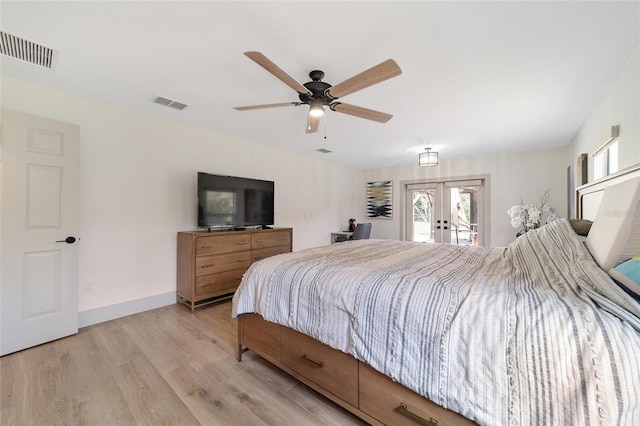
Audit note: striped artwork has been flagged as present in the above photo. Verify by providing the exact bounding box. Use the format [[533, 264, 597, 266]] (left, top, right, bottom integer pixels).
[[232, 219, 640, 425], [366, 180, 392, 219]]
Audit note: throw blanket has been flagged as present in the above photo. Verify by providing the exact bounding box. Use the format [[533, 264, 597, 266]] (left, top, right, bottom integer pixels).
[[232, 219, 640, 425]]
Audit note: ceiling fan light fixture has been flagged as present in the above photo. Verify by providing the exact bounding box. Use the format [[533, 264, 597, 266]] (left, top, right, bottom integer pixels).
[[235, 52, 402, 132], [309, 101, 325, 117], [419, 147, 438, 167]]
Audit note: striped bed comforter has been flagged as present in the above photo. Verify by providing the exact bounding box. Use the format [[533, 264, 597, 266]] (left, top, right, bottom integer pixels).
[[232, 219, 640, 425]]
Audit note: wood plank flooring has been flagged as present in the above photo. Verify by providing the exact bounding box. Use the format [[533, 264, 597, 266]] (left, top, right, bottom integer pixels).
[[1, 300, 367, 425]]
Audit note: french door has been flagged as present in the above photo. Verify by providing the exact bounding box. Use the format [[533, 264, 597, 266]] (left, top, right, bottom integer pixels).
[[405, 179, 487, 245]]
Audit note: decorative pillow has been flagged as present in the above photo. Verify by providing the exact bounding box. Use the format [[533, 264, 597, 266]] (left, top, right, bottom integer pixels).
[[568, 218, 592, 236], [608, 254, 640, 301]]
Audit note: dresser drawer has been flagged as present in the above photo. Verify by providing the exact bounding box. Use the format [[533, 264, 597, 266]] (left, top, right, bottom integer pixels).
[[195, 234, 251, 256], [281, 327, 358, 407], [251, 231, 291, 250], [359, 363, 473, 426], [195, 268, 245, 297], [252, 245, 290, 262], [195, 251, 251, 276]]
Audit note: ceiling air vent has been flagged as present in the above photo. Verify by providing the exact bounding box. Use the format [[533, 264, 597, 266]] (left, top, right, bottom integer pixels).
[[316, 148, 332, 154], [0, 31, 56, 69], [152, 96, 189, 111]]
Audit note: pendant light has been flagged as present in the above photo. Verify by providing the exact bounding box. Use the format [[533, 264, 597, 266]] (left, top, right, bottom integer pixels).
[[419, 147, 438, 167]]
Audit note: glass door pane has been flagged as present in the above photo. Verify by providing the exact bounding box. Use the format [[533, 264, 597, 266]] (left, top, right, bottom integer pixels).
[[407, 186, 438, 243], [447, 186, 478, 246]]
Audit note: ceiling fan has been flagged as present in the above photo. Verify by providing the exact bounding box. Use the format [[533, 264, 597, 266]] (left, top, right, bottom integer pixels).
[[233, 51, 402, 134]]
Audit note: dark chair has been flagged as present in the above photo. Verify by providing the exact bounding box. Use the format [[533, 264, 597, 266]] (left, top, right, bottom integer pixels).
[[351, 223, 372, 240]]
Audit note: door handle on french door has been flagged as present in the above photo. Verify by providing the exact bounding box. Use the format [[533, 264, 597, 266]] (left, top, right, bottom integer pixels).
[[56, 237, 76, 244]]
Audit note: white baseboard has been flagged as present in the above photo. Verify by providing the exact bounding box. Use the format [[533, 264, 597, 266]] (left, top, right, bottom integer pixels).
[[78, 291, 176, 328]]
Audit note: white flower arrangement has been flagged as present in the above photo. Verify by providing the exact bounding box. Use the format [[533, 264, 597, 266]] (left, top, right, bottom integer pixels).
[[508, 191, 559, 236]]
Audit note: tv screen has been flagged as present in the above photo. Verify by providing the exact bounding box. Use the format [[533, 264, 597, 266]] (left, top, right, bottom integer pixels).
[[197, 172, 274, 229]]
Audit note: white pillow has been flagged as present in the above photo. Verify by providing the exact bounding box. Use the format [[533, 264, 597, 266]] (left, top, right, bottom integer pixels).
[[585, 176, 640, 271]]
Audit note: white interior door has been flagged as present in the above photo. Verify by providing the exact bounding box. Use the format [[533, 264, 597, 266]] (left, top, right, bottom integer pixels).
[[1, 109, 80, 356]]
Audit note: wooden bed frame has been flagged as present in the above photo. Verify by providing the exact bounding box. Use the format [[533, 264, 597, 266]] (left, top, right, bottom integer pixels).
[[237, 163, 640, 425], [237, 313, 474, 425]]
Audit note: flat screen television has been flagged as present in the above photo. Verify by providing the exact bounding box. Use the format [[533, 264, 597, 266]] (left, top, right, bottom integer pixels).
[[197, 172, 274, 230]]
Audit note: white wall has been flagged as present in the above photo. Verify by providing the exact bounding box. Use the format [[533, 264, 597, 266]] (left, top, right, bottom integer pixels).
[[364, 147, 568, 247], [568, 45, 640, 180], [3, 37, 637, 323], [365, 44, 640, 248], [1, 77, 365, 316]]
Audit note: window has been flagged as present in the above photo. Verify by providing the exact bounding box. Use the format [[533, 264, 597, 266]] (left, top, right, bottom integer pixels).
[[593, 139, 618, 180]]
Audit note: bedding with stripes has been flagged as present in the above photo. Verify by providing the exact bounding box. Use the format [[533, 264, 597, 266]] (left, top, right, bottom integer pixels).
[[232, 218, 640, 425]]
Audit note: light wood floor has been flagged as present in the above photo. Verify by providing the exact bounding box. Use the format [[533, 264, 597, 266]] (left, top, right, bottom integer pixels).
[[1, 300, 367, 425]]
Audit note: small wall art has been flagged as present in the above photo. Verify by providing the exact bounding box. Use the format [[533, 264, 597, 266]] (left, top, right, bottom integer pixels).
[[366, 181, 393, 219]]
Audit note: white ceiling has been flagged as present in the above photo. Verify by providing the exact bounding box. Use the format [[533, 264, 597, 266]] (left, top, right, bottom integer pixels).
[[1, 1, 638, 169]]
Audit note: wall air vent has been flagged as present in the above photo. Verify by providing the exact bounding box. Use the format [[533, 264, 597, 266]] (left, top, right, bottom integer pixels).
[[152, 96, 189, 111], [0, 31, 56, 69], [316, 148, 332, 154]]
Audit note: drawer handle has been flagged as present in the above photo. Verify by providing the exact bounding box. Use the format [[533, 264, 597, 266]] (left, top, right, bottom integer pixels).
[[201, 263, 215, 268], [236, 259, 245, 262], [254, 239, 264, 243], [395, 403, 438, 426], [302, 353, 323, 368], [237, 241, 249, 245], [201, 245, 215, 249], [200, 282, 214, 288]]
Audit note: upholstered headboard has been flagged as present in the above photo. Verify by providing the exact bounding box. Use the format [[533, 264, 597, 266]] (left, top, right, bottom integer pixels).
[[578, 164, 640, 271], [577, 163, 640, 221]]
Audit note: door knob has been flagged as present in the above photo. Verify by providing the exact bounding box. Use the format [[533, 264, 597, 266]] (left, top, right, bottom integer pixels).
[[56, 236, 76, 244]]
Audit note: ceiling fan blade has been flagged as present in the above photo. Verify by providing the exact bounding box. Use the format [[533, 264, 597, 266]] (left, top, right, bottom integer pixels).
[[331, 102, 393, 123], [233, 102, 298, 111], [244, 51, 311, 96], [306, 112, 321, 134], [327, 59, 402, 99]]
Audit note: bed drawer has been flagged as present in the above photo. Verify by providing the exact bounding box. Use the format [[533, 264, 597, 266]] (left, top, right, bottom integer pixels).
[[281, 328, 358, 407], [359, 363, 474, 426], [195, 234, 251, 256], [195, 268, 245, 297], [195, 251, 251, 276]]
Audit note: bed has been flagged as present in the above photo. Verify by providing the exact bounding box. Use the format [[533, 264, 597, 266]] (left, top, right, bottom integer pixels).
[[232, 166, 640, 425]]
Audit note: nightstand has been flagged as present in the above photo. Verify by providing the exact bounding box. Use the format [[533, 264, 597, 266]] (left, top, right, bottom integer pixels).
[[330, 232, 353, 244]]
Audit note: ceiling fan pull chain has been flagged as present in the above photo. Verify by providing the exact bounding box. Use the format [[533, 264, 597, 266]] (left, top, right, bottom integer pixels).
[[324, 115, 328, 140]]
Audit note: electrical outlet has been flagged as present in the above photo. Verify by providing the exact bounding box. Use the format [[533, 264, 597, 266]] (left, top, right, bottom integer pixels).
[[85, 281, 96, 294]]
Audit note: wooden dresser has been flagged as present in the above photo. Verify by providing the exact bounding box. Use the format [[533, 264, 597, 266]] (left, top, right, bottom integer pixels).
[[177, 228, 292, 311]]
